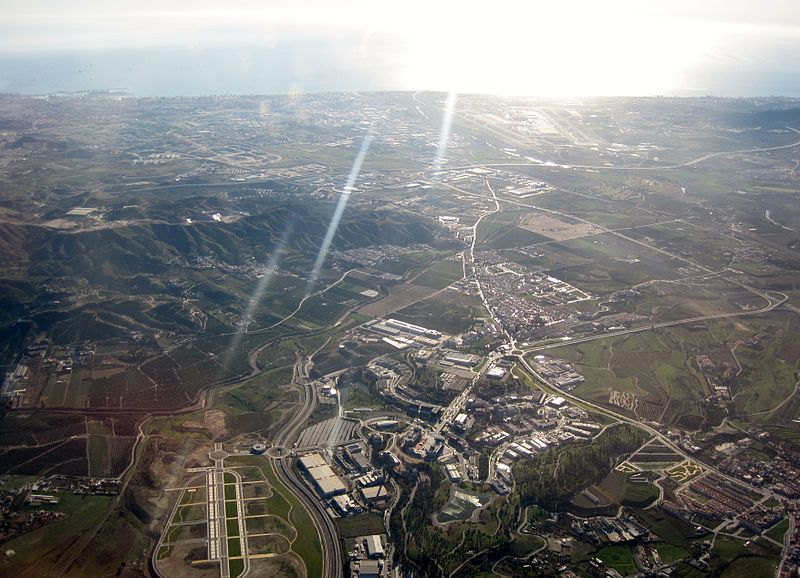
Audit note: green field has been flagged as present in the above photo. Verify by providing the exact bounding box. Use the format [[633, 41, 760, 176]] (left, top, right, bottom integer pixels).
[[548, 329, 707, 427], [526, 231, 700, 294], [720, 556, 779, 578], [224, 484, 236, 500], [225, 500, 238, 518], [634, 507, 697, 546], [392, 292, 487, 334], [713, 536, 746, 560], [226, 517, 240, 537], [228, 536, 242, 557], [597, 545, 636, 575], [265, 486, 292, 520], [412, 258, 464, 290], [229, 557, 245, 578], [511, 533, 545, 557], [656, 543, 689, 563], [621, 480, 660, 507], [625, 221, 742, 270], [765, 518, 790, 542], [0, 493, 114, 574], [336, 513, 386, 539], [546, 312, 800, 427]]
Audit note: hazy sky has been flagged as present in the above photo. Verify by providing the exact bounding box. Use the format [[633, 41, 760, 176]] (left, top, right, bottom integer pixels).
[[1, 0, 798, 96]]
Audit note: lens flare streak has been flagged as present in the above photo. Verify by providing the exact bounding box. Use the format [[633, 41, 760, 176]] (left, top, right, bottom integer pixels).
[[223, 223, 293, 367], [306, 125, 375, 292], [433, 92, 457, 170]]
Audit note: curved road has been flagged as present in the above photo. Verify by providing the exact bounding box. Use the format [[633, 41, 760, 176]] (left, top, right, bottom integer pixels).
[[516, 355, 764, 493], [270, 360, 343, 578], [520, 289, 787, 354], [432, 126, 800, 173]]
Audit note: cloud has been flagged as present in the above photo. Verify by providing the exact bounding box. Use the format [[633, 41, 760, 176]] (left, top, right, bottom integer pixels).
[[0, 0, 797, 96]]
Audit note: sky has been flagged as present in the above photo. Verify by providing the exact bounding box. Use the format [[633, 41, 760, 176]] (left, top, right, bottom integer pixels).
[[0, 0, 798, 96]]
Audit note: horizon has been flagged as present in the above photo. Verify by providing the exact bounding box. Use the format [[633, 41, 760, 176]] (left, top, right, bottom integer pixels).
[[1, 0, 799, 98], [3, 88, 800, 101]]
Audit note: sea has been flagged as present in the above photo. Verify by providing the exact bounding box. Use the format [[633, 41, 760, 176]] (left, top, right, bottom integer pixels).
[[0, 41, 799, 98]]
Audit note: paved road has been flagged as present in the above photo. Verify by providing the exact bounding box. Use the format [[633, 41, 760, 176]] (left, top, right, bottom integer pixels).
[[430, 178, 511, 436], [516, 355, 764, 493], [519, 289, 787, 354], [427, 126, 800, 174], [270, 363, 343, 578], [209, 444, 230, 578], [226, 268, 359, 336]]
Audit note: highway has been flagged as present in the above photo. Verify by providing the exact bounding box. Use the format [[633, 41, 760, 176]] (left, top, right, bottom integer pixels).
[[515, 354, 765, 493], [518, 352, 800, 572], [519, 288, 788, 354], [425, 126, 800, 174], [270, 358, 343, 578]]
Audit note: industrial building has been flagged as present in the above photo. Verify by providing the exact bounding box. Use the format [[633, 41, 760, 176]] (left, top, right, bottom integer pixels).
[[360, 484, 390, 504], [485, 366, 508, 381], [384, 318, 441, 339], [445, 463, 462, 483], [356, 559, 385, 578], [364, 318, 443, 349], [443, 352, 480, 368], [332, 494, 361, 515], [452, 412, 473, 433], [380, 450, 402, 469], [365, 535, 384, 558], [298, 452, 348, 497]]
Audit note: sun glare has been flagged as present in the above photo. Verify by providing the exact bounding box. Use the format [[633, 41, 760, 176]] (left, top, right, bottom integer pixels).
[[0, 0, 794, 97], [390, 5, 721, 96]]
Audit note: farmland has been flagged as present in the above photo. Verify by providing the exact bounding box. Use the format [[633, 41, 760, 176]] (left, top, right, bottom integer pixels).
[[545, 311, 800, 427]]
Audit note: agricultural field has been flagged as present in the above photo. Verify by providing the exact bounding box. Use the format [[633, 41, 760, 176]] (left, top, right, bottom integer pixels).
[[477, 211, 551, 250], [21, 336, 255, 412], [392, 290, 487, 334], [528, 188, 667, 229], [546, 311, 800, 428], [617, 276, 769, 323], [411, 257, 464, 290], [546, 329, 711, 428], [357, 282, 441, 318], [0, 414, 138, 478], [212, 367, 299, 439], [0, 489, 116, 576], [624, 220, 744, 270], [512, 231, 703, 295]]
